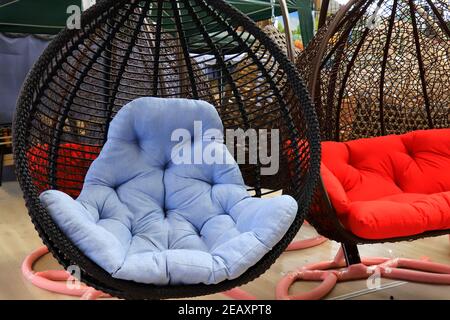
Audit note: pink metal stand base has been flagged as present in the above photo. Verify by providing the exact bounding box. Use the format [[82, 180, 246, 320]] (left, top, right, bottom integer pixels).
[[222, 231, 328, 300], [276, 246, 450, 300], [286, 235, 328, 251], [222, 288, 257, 300], [24, 231, 328, 300], [22, 246, 109, 300], [23, 246, 258, 300], [286, 221, 328, 251]]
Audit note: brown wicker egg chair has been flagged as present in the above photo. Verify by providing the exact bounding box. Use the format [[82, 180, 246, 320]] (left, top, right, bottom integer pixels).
[[298, 0, 449, 250], [276, 0, 450, 300]]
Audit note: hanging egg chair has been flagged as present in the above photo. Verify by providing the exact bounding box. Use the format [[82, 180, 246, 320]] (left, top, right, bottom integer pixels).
[[13, 0, 320, 299], [276, 0, 450, 300], [298, 0, 450, 245]]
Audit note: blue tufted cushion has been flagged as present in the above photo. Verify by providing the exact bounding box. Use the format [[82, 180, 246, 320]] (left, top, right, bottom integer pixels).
[[40, 97, 298, 285]]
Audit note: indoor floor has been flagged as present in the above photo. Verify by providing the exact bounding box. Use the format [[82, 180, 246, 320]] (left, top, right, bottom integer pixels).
[[1, 177, 450, 300]]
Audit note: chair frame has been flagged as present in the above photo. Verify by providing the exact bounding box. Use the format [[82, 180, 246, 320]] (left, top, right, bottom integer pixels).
[[305, 0, 450, 263], [13, 0, 321, 299]]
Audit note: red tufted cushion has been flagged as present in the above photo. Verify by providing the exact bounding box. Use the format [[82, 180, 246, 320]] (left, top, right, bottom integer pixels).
[[27, 143, 101, 197], [322, 129, 450, 239]]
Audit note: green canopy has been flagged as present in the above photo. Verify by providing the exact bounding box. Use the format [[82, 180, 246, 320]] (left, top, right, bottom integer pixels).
[[234, 0, 314, 47], [0, 0, 314, 51], [0, 0, 302, 35], [228, 0, 298, 21], [296, 0, 314, 46], [0, 0, 82, 34]]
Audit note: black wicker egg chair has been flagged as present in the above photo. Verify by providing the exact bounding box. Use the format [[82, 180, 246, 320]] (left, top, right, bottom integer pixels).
[[275, 0, 450, 300], [13, 0, 320, 299]]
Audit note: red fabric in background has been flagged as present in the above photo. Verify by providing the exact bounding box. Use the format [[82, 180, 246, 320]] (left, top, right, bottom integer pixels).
[[321, 129, 450, 239], [27, 143, 100, 198]]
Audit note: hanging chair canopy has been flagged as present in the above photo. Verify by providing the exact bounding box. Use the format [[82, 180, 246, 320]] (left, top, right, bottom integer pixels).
[[296, 0, 449, 245], [13, 0, 320, 299]]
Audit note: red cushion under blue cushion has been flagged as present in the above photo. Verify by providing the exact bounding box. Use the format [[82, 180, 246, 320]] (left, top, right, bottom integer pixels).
[[321, 129, 450, 239]]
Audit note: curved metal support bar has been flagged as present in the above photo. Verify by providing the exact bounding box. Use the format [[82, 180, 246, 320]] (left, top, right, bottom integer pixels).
[[278, 0, 296, 61], [276, 246, 450, 300], [22, 246, 110, 300], [318, 0, 331, 29]]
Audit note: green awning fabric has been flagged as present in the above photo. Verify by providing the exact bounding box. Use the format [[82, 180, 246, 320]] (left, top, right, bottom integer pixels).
[[0, 0, 301, 35], [0, 0, 315, 50], [228, 0, 298, 21], [296, 0, 314, 46], [0, 0, 81, 34]]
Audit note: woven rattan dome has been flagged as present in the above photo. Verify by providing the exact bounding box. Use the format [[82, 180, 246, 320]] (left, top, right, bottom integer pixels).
[[13, 0, 320, 299], [297, 0, 449, 142]]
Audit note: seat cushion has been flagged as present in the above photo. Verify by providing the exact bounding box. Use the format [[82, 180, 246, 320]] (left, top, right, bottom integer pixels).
[[40, 97, 298, 285], [321, 129, 450, 239]]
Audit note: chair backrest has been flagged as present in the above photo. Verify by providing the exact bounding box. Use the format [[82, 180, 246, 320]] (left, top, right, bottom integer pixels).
[[14, 0, 320, 202]]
